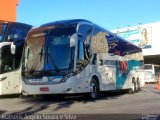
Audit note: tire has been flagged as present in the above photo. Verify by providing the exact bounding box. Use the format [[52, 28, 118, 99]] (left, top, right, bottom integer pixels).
[[19, 93, 24, 98], [88, 78, 99, 100], [136, 78, 141, 92], [128, 78, 137, 94]]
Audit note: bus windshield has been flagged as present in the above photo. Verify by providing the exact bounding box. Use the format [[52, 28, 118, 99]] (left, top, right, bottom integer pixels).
[[24, 26, 76, 76], [0, 23, 7, 41]]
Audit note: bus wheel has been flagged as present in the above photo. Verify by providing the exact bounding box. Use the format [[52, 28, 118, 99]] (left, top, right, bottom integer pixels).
[[136, 77, 141, 92], [88, 78, 99, 100], [128, 78, 136, 94]]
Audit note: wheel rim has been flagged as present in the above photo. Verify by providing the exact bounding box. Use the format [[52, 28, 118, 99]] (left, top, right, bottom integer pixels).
[[132, 83, 135, 92], [90, 80, 98, 98]]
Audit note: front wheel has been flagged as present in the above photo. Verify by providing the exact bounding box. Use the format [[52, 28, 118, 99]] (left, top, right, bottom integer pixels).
[[88, 78, 99, 100]]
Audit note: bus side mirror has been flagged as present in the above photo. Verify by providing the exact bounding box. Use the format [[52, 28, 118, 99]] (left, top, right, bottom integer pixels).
[[70, 33, 78, 47], [11, 42, 16, 54]]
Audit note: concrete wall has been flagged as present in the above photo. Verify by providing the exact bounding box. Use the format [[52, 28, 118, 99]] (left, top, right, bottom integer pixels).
[[0, 0, 19, 21]]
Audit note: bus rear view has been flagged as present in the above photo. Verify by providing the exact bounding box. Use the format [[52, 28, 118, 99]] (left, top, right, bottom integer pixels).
[[143, 64, 160, 83]]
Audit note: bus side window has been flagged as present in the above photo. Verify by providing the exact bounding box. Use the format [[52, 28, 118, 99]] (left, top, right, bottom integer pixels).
[[92, 53, 97, 65], [78, 41, 84, 61], [92, 26, 109, 54], [78, 24, 92, 62], [0, 24, 7, 41]]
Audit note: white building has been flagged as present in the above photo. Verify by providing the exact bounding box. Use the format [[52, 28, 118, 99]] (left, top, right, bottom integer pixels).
[[112, 22, 160, 65]]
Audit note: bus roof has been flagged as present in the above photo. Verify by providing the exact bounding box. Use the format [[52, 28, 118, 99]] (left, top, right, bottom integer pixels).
[[32, 19, 142, 52], [0, 20, 32, 27], [41, 19, 91, 27]]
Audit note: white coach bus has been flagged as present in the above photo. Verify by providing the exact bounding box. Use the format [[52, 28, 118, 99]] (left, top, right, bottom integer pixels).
[[143, 64, 160, 83], [21, 19, 144, 99], [0, 20, 32, 95]]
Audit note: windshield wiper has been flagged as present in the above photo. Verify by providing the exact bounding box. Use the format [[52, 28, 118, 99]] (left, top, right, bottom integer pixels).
[[40, 46, 44, 62], [25, 70, 66, 77], [23, 70, 43, 78]]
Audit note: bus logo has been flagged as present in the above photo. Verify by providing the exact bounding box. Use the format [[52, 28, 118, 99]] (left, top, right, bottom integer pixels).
[[119, 61, 128, 74]]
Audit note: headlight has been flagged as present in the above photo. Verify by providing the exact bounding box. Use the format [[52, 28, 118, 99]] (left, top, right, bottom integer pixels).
[[60, 73, 74, 83]]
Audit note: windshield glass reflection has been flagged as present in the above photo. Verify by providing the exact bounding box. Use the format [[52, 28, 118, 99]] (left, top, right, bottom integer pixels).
[[24, 26, 76, 76], [0, 24, 7, 41]]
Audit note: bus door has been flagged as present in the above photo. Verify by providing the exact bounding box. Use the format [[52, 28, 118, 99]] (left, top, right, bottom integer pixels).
[[0, 42, 23, 94], [13, 71, 21, 93], [1, 72, 21, 95], [0, 44, 15, 94], [0, 71, 15, 94]]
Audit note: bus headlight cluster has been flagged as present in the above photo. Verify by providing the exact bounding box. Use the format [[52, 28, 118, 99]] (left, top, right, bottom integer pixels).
[[23, 78, 30, 84], [60, 73, 74, 83]]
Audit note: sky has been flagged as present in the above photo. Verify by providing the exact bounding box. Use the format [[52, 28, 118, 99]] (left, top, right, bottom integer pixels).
[[17, 0, 160, 30]]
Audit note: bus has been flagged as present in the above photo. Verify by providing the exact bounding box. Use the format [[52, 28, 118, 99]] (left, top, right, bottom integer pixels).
[[21, 19, 144, 99], [0, 20, 32, 95], [143, 64, 160, 83]]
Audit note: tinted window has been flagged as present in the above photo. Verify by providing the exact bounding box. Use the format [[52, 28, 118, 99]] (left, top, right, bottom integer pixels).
[[78, 24, 92, 43], [144, 65, 152, 70], [6, 24, 31, 42], [78, 24, 92, 61], [24, 26, 76, 76], [0, 24, 7, 42], [0, 45, 14, 73], [47, 27, 75, 70], [107, 34, 119, 54], [154, 66, 160, 76], [92, 26, 109, 53], [0, 44, 24, 74]]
